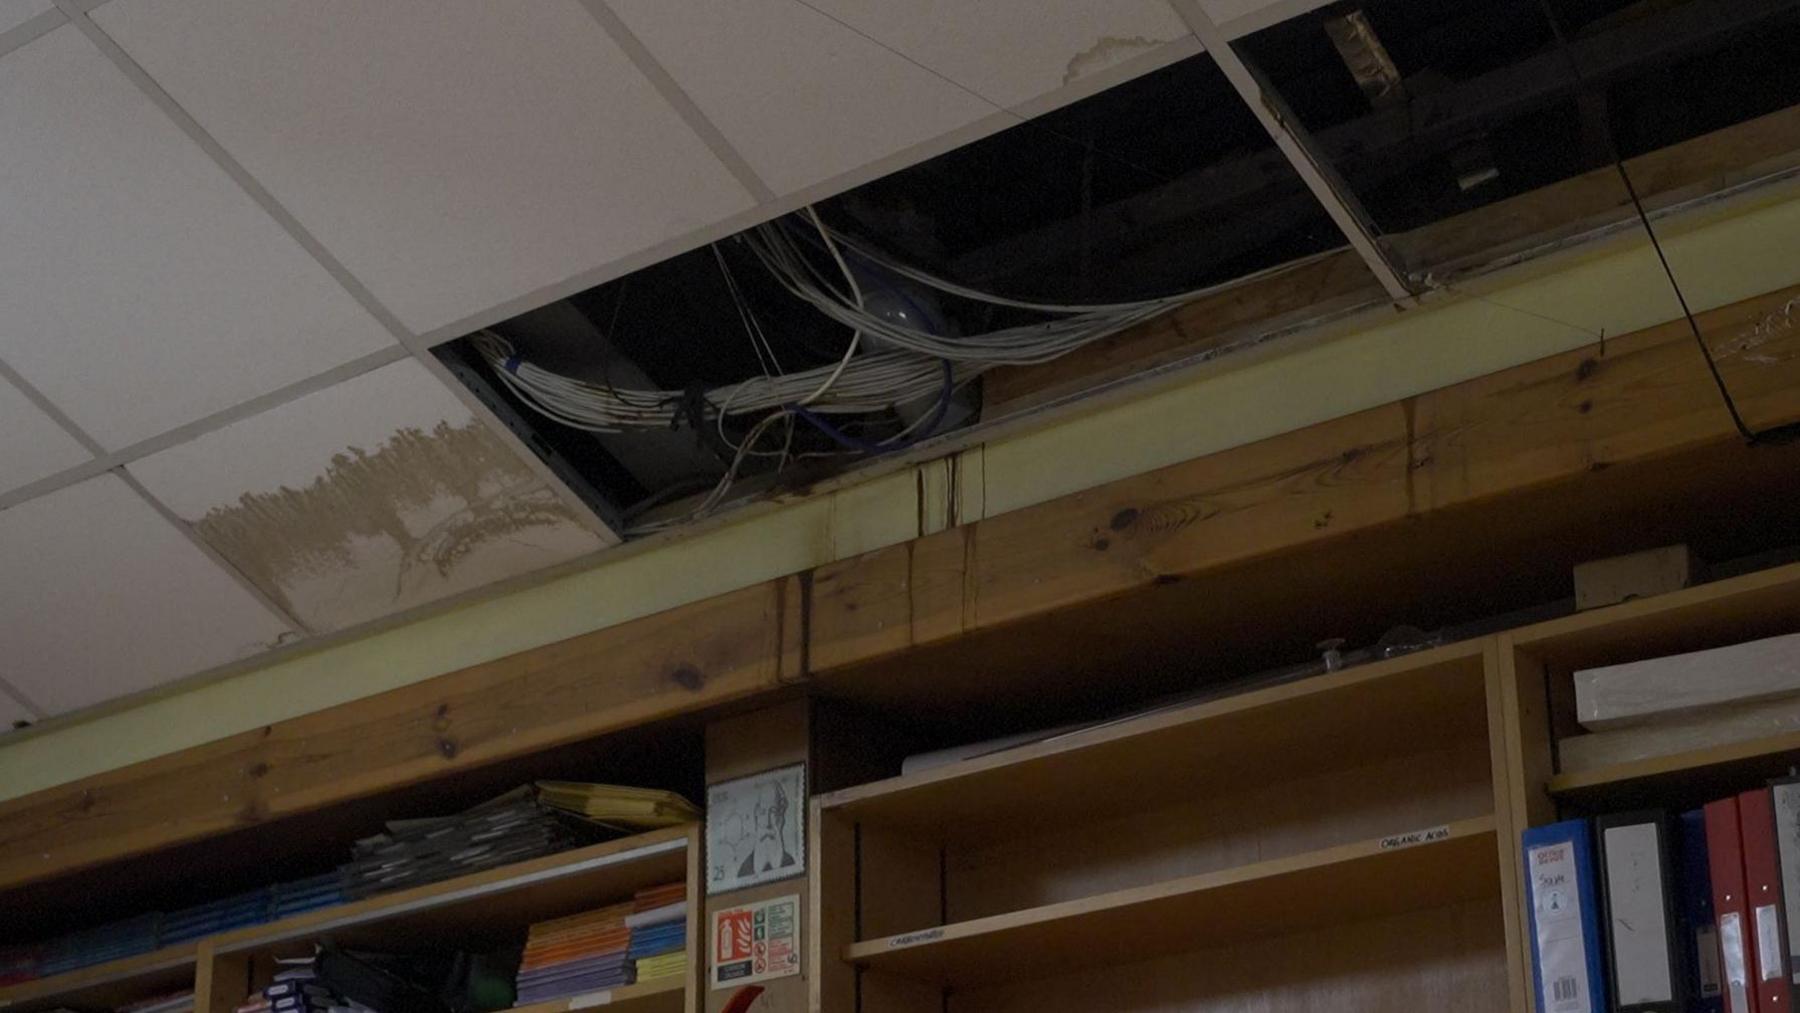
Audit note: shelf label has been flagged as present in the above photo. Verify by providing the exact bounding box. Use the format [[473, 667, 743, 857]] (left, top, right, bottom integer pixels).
[[888, 928, 945, 949], [567, 990, 613, 1009], [1379, 824, 1451, 851]]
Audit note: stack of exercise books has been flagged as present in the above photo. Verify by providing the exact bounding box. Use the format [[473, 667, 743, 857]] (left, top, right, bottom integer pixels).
[[624, 884, 687, 984], [162, 889, 271, 944], [534, 784, 700, 834], [119, 992, 195, 1013], [271, 873, 344, 919], [339, 788, 583, 899], [514, 904, 633, 1004], [38, 914, 159, 976]]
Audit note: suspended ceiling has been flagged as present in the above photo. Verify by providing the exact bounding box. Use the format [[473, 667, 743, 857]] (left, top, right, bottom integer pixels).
[[0, 0, 1335, 729], [1, 0, 1794, 732]]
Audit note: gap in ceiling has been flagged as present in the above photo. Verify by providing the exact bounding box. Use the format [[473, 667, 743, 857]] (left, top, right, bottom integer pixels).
[[439, 0, 1800, 537]]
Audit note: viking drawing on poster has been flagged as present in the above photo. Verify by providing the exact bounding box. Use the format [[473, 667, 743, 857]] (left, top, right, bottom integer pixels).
[[707, 763, 806, 893]]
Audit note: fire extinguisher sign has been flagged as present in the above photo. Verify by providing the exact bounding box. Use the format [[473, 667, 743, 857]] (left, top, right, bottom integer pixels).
[[710, 894, 801, 990]]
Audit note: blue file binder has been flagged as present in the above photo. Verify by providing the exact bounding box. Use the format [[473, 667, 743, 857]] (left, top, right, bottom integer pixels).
[[1525, 819, 1609, 1013], [1680, 808, 1727, 1013]]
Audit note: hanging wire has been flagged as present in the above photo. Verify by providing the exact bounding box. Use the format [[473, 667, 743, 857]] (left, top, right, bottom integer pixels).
[[1532, 0, 1799, 445]]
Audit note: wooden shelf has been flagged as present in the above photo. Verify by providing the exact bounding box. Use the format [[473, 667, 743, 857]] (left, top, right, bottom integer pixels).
[[207, 826, 693, 957], [0, 943, 195, 1013], [1512, 560, 1800, 668], [1550, 730, 1800, 805], [842, 816, 1498, 989], [815, 641, 1489, 844], [509, 976, 684, 1013]]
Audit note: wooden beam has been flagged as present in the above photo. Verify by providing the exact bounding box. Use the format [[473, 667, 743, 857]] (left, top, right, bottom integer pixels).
[[2, 281, 1799, 897], [979, 249, 1383, 434], [1388, 101, 1800, 273], [807, 280, 1800, 696], [0, 582, 785, 892]]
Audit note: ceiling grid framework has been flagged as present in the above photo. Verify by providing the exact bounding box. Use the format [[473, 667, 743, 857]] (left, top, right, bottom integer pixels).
[[0, 0, 1395, 730], [55, 0, 617, 540], [1166, 0, 1414, 299]]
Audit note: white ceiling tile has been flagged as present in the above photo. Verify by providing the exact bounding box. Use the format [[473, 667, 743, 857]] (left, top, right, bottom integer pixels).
[[0, 688, 33, 732], [94, 0, 757, 335], [0, 474, 293, 715], [1201, 0, 1336, 37], [799, 0, 1190, 109], [608, 0, 992, 195], [0, 27, 394, 449], [0, 0, 52, 36], [129, 360, 608, 634], [0, 373, 91, 494]]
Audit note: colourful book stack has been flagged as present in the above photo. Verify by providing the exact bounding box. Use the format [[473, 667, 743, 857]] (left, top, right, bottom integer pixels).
[[624, 884, 687, 983], [271, 873, 345, 920], [39, 913, 159, 975], [514, 903, 634, 1004], [162, 889, 272, 944]]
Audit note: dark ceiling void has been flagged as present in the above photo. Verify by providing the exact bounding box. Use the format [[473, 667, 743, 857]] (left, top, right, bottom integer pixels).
[[440, 0, 1800, 537], [1238, 0, 1800, 270], [437, 48, 1354, 533]]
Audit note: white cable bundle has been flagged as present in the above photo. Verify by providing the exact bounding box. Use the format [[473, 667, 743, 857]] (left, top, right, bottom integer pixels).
[[474, 330, 973, 435], [481, 207, 1340, 526]]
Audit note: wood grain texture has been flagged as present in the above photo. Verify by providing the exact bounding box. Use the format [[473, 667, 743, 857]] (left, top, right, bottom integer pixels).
[[846, 819, 1499, 989], [808, 281, 1800, 703], [0, 944, 195, 1013], [1482, 639, 1531, 1013], [943, 739, 1492, 923], [6, 278, 1800, 901], [981, 250, 1386, 419], [208, 828, 691, 957], [507, 978, 685, 1013], [816, 644, 1488, 838], [948, 897, 1510, 1013], [1389, 102, 1800, 273], [808, 807, 855, 1013], [0, 583, 781, 892], [702, 702, 811, 1013], [193, 947, 250, 1013]]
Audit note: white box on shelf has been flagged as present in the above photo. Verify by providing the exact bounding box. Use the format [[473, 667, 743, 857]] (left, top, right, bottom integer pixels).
[[1560, 693, 1800, 772], [1574, 630, 1800, 730]]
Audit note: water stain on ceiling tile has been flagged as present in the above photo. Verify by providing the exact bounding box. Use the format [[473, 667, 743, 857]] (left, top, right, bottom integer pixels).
[[129, 360, 606, 633], [1062, 35, 1171, 86]]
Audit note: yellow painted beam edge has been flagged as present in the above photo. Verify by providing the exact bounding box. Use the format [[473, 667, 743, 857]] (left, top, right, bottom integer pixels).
[[2, 193, 1797, 802]]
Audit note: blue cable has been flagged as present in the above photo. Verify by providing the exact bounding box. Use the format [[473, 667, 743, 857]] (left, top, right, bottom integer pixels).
[[788, 359, 954, 455]]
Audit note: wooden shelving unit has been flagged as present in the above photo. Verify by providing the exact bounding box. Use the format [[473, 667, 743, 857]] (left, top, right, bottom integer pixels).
[[17, 560, 1800, 1013], [0, 826, 703, 1013], [204, 827, 693, 957], [195, 825, 703, 1013], [1496, 560, 1800, 1012], [812, 641, 1518, 1013], [506, 976, 684, 1013], [1547, 729, 1800, 803], [844, 817, 1498, 988], [0, 944, 196, 1013]]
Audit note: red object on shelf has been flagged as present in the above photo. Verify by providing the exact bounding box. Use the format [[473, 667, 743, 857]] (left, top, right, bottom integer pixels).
[[719, 985, 766, 1013], [1741, 789, 1794, 1013], [1709, 795, 1758, 1013]]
